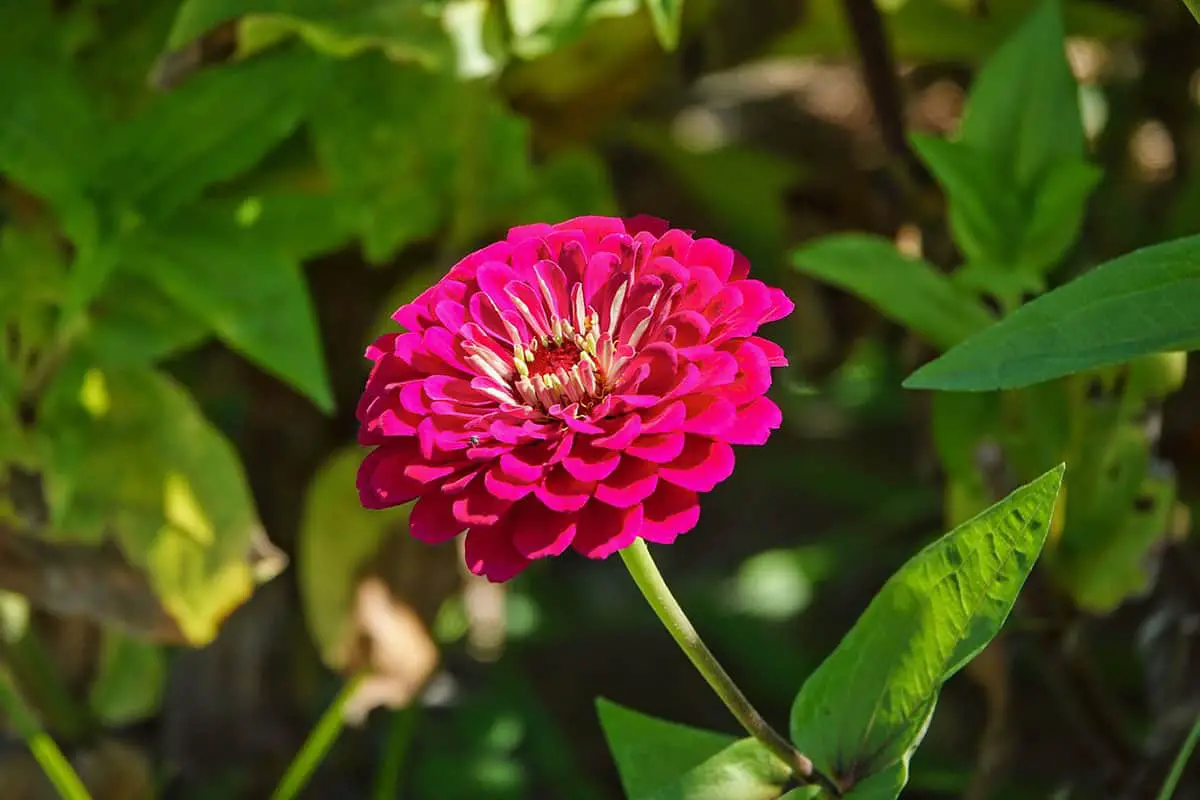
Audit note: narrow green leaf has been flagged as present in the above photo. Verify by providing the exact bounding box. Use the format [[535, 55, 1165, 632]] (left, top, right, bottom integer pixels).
[[596, 699, 790, 800], [299, 446, 407, 666], [92, 46, 330, 221], [39, 363, 271, 644], [789, 466, 1065, 794], [165, 0, 452, 67], [1020, 159, 1103, 273], [903, 235, 1200, 391], [909, 134, 1023, 267], [644, 0, 684, 51], [87, 272, 211, 366], [120, 202, 333, 412], [790, 234, 995, 350], [959, 0, 1084, 187]]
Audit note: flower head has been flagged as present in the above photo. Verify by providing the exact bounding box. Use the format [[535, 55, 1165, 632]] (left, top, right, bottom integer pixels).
[[357, 216, 793, 581]]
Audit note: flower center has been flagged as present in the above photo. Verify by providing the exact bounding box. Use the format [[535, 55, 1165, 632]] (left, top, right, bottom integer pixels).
[[527, 339, 582, 376]]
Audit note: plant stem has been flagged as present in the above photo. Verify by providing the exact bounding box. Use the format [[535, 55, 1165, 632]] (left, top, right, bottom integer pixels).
[[271, 673, 366, 800], [0, 665, 93, 800], [1156, 710, 1200, 800], [619, 539, 841, 796]]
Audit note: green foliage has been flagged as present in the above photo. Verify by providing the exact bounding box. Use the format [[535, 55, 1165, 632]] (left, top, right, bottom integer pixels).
[[644, 0, 685, 51], [298, 445, 408, 667], [88, 629, 165, 726], [596, 699, 791, 800], [905, 235, 1200, 391], [166, 0, 453, 66], [39, 363, 266, 643], [790, 234, 994, 350], [789, 466, 1064, 797], [912, 0, 1101, 286]]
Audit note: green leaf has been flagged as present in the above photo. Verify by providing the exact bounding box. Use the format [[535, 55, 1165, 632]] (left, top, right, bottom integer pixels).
[[0, 28, 100, 246], [517, 148, 619, 224], [165, 0, 452, 67], [596, 698, 791, 800], [310, 54, 533, 263], [909, 135, 1023, 267], [39, 363, 270, 644], [299, 445, 408, 666], [790, 234, 995, 350], [119, 201, 333, 412], [87, 272, 211, 367], [1020, 159, 1103, 273], [789, 466, 1064, 794], [505, 0, 641, 59], [903, 235, 1200, 391], [88, 630, 165, 726], [958, 0, 1084, 187], [644, 0, 684, 51], [91, 46, 330, 222]]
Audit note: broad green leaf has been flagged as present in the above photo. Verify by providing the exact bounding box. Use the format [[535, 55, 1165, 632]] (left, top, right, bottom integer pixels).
[[87, 272, 211, 367], [207, 192, 358, 261], [903, 235, 1200, 391], [644, 0, 684, 51], [958, 0, 1084, 188], [90, 46, 330, 222], [909, 134, 1023, 268], [299, 445, 408, 666], [39, 363, 269, 644], [88, 630, 165, 725], [790, 234, 994, 350], [310, 55, 533, 263], [596, 699, 791, 800], [0, 25, 100, 246], [789, 466, 1064, 794], [119, 202, 333, 412], [165, 0, 452, 67]]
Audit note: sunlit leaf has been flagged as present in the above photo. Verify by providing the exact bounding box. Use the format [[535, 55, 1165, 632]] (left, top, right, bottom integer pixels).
[[165, 0, 452, 67], [791, 234, 995, 350], [596, 698, 791, 800], [789, 466, 1064, 796], [39, 363, 270, 644], [118, 201, 333, 412], [904, 235, 1200, 391], [644, 0, 684, 51]]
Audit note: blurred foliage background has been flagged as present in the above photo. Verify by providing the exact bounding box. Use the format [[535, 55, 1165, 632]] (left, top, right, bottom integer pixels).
[[2, 0, 1200, 798]]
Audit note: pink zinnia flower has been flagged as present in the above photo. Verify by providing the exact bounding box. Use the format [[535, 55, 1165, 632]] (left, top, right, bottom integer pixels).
[[356, 216, 793, 581]]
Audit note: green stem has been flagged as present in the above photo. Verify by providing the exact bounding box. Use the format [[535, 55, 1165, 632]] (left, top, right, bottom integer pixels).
[[619, 539, 841, 796], [372, 704, 421, 800], [0, 666, 93, 800], [1156, 710, 1200, 800], [271, 673, 366, 800]]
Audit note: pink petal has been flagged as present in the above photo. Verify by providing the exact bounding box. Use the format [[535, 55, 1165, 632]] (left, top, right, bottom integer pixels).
[[464, 516, 531, 582], [626, 432, 685, 464], [659, 437, 735, 492], [682, 395, 736, 436], [533, 467, 594, 512], [562, 438, 621, 481], [452, 475, 512, 525], [573, 502, 643, 558], [410, 492, 465, 543], [687, 238, 736, 282], [485, 462, 536, 501], [593, 414, 642, 449], [639, 483, 700, 544], [512, 500, 578, 558], [357, 446, 423, 509], [720, 396, 784, 445], [594, 457, 659, 508]]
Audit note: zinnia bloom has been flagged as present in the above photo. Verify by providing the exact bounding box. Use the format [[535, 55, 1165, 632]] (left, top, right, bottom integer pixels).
[[356, 216, 793, 581]]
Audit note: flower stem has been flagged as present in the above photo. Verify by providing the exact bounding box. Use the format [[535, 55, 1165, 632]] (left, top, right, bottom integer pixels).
[[0, 665, 93, 800], [271, 672, 366, 800], [619, 539, 840, 795]]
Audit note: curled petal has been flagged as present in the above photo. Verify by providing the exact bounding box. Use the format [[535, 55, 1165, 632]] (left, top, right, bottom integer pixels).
[[640, 483, 701, 544], [573, 502, 643, 559], [512, 501, 578, 558], [411, 492, 464, 543], [659, 437, 735, 492]]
